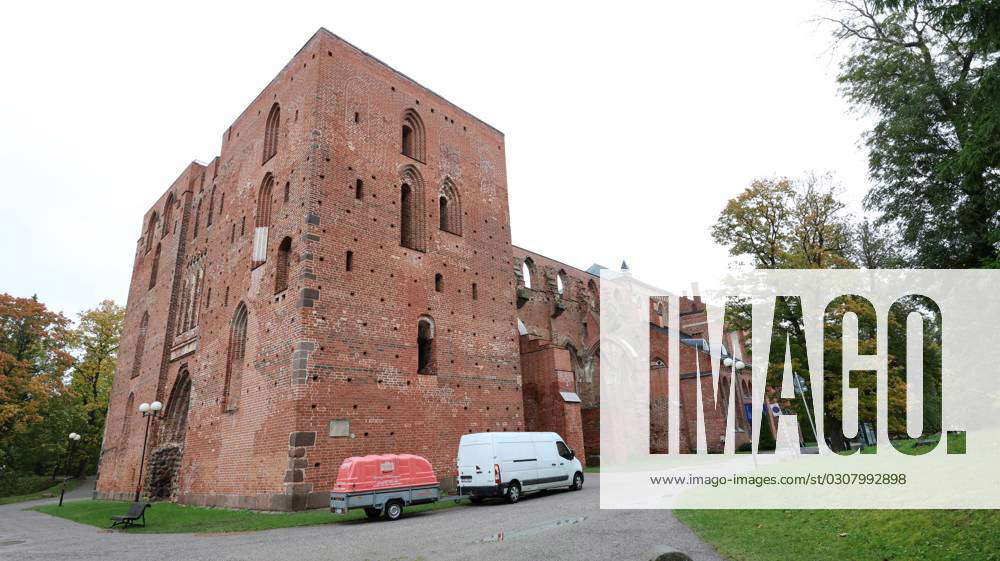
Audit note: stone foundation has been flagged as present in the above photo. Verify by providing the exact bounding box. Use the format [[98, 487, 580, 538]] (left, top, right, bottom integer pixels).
[[145, 444, 183, 500]]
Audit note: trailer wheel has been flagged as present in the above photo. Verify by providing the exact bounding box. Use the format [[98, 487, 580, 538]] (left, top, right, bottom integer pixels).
[[383, 500, 403, 521], [505, 481, 521, 504], [364, 507, 381, 519]]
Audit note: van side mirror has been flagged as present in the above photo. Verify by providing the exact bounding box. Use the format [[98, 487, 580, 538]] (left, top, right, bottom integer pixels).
[[569, 448, 575, 459]]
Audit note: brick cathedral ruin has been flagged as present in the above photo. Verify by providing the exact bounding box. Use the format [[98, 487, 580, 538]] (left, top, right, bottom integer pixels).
[[96, 29, 759, 510]]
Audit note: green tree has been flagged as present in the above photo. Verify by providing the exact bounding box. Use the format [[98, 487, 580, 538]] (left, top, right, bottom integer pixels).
[[712, 177, 921, 449], [66, 300, 124, 475], [851, 218, 909, 268], [828, 0, 1000, 268]]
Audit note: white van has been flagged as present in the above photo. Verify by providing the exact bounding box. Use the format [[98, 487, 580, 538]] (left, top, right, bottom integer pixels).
[[456, 432, 584, 503]]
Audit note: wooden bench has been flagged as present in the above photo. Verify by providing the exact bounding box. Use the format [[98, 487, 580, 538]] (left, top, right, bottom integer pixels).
[[110, 502, 150, 529]]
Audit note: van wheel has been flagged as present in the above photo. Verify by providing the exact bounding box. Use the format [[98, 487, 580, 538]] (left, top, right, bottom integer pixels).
[[505, 481, 521, 504], [383, 500, 403, 521], [469, 496, 485, 505], [364, 507, 381, 519], [572, 472, 584, 491]]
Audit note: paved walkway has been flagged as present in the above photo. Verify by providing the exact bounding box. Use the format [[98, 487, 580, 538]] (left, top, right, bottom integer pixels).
[[0, 475, 726, 561]]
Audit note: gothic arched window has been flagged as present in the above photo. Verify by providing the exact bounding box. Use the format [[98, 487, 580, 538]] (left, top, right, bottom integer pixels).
[[417, 316, 434, 375], [252, 173, 274, 267], [521, 258, 535, 289], [162, 193, 175, 237], [399, 166, 426, 251], [262, 103, 280, 163], [131, 312, 148, 378], [438, 178, 462, 235], [224, 303, 249, 411], [144, 212, 158, 253], [401, 109, 426, 161], [275, 237, 291, 294]]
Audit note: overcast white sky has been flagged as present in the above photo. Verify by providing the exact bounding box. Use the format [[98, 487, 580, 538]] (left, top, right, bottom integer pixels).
[[0, 0, 871, 318]]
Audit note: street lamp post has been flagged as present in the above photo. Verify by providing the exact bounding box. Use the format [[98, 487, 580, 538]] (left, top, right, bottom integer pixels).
[[58, 432, 82, 507], [723, 357, 747, 433], [134, 401, 163, 502], [794, 374, 819, 448]]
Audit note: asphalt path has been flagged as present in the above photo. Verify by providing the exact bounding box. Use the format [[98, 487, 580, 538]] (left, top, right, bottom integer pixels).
[[0, 475, 726, 561]]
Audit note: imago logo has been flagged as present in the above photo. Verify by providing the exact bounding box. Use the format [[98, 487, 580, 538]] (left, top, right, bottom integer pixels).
[[599, 270, 999, 509]]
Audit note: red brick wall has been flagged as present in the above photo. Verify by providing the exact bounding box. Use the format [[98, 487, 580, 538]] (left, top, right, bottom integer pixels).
[[512, 248, 598, 463], [292, 31, 521, 504], [518, 337, 586, 465]]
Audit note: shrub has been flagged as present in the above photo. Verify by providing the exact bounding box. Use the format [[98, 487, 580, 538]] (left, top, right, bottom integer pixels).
[[0, 473, 58, 498]]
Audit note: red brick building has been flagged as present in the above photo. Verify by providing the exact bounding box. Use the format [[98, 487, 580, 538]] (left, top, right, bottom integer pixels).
[[97, 29, 760, 510]]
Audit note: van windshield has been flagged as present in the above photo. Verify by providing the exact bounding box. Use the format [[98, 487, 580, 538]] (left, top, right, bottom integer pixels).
[[556, 441, 573, 460]]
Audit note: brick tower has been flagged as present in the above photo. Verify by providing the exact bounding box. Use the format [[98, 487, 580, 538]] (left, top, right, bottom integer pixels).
[[97, 29, 522, 510]]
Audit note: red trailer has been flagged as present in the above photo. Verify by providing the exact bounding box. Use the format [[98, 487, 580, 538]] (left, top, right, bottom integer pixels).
[[330, 454, 441, 521]]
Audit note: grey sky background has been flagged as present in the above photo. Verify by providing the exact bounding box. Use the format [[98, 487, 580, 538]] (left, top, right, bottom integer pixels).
[[0, 0, 870, 318]]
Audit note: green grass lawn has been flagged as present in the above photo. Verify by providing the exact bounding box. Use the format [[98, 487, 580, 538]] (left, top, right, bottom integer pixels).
[[33, 497, 469, 533], [676, 433, 984, 560], [676, 509, 1000, 561], [858, 432, 965, 455], [0, 478, 82, 505]]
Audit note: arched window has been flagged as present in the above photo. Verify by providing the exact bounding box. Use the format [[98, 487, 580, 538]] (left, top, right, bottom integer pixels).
[[207, 187, 215, 226], [262, 102, 280, 163], [224, 303, 249, 412], [402, 124, 413, 156], [399, 166, 426, 251], [131, 312, 148, 378], [252, 174, 274, 267], [192, 199, 202, 238], [149, 243, 161, 290], [556, 270, 567, 295], [192, 269, 203, 328], [521, 258, 534, 289], [144, 212, 158, 254], [355, 179, 363, 200], [472, 283, 478, 300], [122, 392, 134, 438], [401, 109, 426, 161], [162, 193, 175, 237], [275, 237, 291, 294], [345, 250, 353, 272], [434, 273, 443, 292], [417, 316, 434, 374], [163, 370, 192, 443], [178, 280, 191, 335], [438, 178, 462, 235], [401, 183, 413, 248]]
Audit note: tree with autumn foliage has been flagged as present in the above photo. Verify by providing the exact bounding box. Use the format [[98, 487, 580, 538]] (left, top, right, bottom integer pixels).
[[711, 173, 859, 270], [0, 294, 74, 478], [0, 295, 124, 492]]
